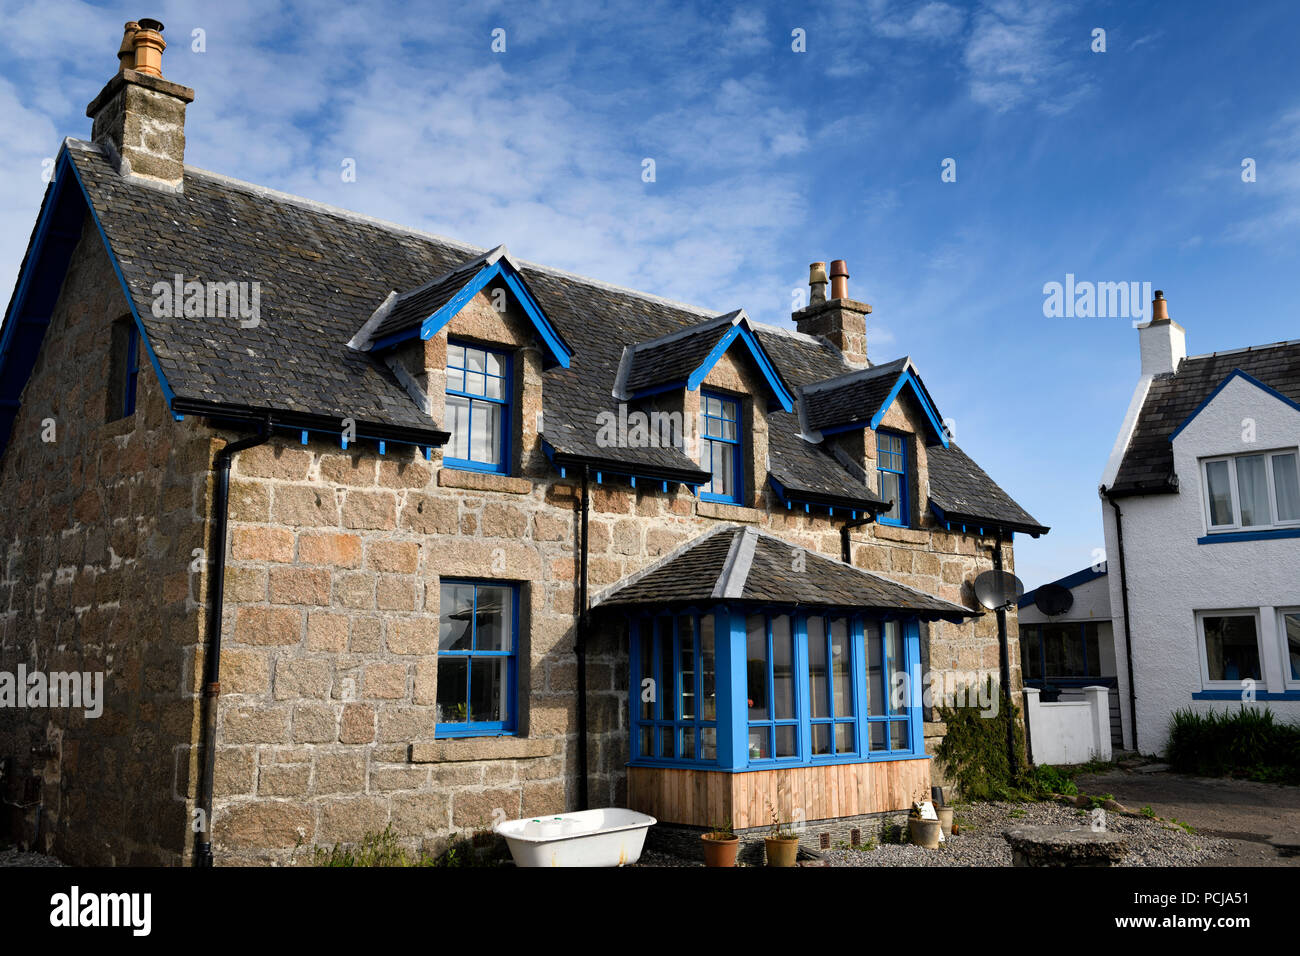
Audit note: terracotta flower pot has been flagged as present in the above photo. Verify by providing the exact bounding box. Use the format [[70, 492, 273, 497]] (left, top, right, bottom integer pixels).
[[764, 836, 800, 867], [701, 833, 740, 867], [908, 817, 942, 849]]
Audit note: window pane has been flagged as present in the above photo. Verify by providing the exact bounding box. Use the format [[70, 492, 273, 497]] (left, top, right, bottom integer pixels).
[[470, 400, 501, 464], [485, 372, 505, 401], [746, 615, 768, 720], [439, 583, 475, 650], [772, 615, 794, 720], [1021, 626, 1042, 680], [466, 348, 486, 373], [890, 721, 909, 751], [465, 371, 487, 397], [660, 727, 675, 758], [639, 626, 654, 720], [446, 366, 465, 393], [447, 343, 465, 369], [807, 616, 828, 719], [436, 656, 468, 723], [639, 725, 653, 758], [885, 621, 905, 715], [444, 395, 470, 460], [701, 726, 717, 761], [658, 618, 674, 721], [1236, 456, 1270, 526], [835, 723, 855, 754], [678, 615, 696, 720], [1205, 459, 1234, 526], [812, 723, 831, 756], [865, 621, 883, 716], [485, 351, 503, 377], [831, 618, 852, 717], [868, 721, 887, 752], [1203, 615, 1261, 682], [681, 726, 696, 761], [715, 442, 734, 496], [880, 470, 901, 523], [1043, 624, 1069, 677], [1274, 454, 1300, 522], [700, 615, 716, 720], [748, 727, 769, 760], [470, 657, 508, 723], [474, 586, 511, 650], [774, 725, 797, 758], [1084, 623, 1100, 676], [1285, 613, 1300, 681]]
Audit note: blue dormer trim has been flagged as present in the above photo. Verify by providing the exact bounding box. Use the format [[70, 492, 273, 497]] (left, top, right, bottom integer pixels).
[[680, 322, 795, 413], [869, 370, 949, 448], [1168, 368, 1300, 443], [767, 475, 871, 520], [370, 256, 572, 368]]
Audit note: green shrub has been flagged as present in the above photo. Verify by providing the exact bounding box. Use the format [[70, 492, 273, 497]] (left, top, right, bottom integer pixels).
[[935, 688, 1033, 801], [1166, 706, 1300, 784], [309, 825, 434, 867]]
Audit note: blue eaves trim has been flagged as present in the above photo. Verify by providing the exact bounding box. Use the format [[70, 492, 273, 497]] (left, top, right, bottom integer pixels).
[[1169, 368, 1300, 443], [1018, 564, 1108, 608], [1197, 527, 1300, 545], [683, 322, 795, 413], [869, 369, 949, 448], [1191, 690, 1300, 701], [768, 474, 872, 519], [370, 258, 572, 369], [0, 148, 182, 461]]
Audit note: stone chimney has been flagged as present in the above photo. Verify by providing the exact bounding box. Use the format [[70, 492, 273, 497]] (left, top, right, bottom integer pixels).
[[86, 19, 194, 191], [793, 258, 870, 369], [1138, 290, 1186, 377]]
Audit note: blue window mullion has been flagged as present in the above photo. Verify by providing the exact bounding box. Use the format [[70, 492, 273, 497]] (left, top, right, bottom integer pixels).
[[795, 614, 812, 763]]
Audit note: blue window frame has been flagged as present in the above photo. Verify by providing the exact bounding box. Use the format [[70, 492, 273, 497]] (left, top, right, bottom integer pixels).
[[876, 431, 908, 526], [699, 391, 743, 504], [631, 612, 719, 763], [444, 341, 511, 474], [628, 607, 923, 770], [436, 580, 518, 737], [111, 319, 140, 421]]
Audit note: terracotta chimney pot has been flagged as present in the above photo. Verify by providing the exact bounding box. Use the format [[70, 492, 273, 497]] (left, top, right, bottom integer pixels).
[[117, 21, 140, 74], [131, 18, 167, 77], [808, 262, 828, 306], [1151, 289, 1169, 322], [829, 259, 849, 301]]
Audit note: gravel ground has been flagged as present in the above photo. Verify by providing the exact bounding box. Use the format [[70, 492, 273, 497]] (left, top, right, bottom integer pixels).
[[0, 847, 64, 867], [638, 801, 1229, 867]]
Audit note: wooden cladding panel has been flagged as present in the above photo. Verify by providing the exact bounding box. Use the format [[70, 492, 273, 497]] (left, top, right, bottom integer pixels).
[[627, 758, 931, 828]]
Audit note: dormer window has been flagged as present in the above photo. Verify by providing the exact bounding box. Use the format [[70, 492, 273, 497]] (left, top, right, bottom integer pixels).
[[1202, 450, 1300, 533], [444, 340, 511, 474], [699, 391, 743, 504], [877, 430, 909, 526]]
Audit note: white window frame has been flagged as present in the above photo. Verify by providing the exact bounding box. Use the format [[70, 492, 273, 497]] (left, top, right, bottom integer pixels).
[[1200, 448, 1300, 534], [1278, 606, 1300, 690], [1195, 608, 1265, 690]]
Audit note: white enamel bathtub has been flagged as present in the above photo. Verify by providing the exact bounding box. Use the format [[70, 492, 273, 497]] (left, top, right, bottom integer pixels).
[[495, 808, 656, 867]]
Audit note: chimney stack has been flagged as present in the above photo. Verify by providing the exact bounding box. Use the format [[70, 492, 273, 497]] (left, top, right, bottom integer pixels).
[[1139, 289, 1185, 377], [793, 257, 871, 369], [86, 19, 194, 191]]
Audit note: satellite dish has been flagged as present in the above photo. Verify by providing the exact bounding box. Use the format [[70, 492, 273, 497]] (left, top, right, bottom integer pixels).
[[974, 569, 1024, 610], [1034, 584, 1074, 617]]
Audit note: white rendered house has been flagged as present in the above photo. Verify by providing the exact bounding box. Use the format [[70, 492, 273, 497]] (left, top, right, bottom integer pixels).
[[1099, 291, 1300, 754]]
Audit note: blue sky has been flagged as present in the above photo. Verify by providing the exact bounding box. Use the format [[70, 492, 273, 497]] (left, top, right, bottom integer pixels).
[[1, 0, 1297, 587]]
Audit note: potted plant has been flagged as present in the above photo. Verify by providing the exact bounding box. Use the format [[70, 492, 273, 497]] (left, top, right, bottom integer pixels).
[[907, 793, 942, 849], [764, 804, 800, 867], [701, 817, 739, 867]]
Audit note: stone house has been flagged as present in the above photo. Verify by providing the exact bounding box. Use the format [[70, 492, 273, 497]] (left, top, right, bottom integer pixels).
[[0, 22, 1047, 865]]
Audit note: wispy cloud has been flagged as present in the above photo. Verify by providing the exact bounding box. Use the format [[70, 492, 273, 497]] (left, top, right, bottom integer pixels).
[[963, 0, 1091, 114]]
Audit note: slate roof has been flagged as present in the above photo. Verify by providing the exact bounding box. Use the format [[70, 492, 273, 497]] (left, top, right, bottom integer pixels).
[[802, 358, 910, 432], [1110, 340, 1300, 496], [621, 312, 740, 394], [368, 248, 496, 342], [594, 525, 972, 620], [929, 443, 1048, 534], [50, 137, 1041, 529]]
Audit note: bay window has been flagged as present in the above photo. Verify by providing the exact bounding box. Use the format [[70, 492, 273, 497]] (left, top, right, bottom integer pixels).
[[1202, 450, 1300, 533], [633, 612, 718, 761]]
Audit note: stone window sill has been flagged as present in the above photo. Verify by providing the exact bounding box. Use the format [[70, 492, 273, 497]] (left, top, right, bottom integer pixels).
[[438, 468, 533, 495], [409, 737, 557, 763], [697, 499, 765, 523]]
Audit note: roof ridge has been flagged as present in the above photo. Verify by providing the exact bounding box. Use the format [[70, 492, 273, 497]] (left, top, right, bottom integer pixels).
[[713, 525, 757, 599], [1185, 338, 1300, 361], [64, 139, 725, 325], [799, 356, 909, 395]]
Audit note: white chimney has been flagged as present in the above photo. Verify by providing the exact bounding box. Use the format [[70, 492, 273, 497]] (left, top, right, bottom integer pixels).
[[1138, 290, 1185, 377]]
